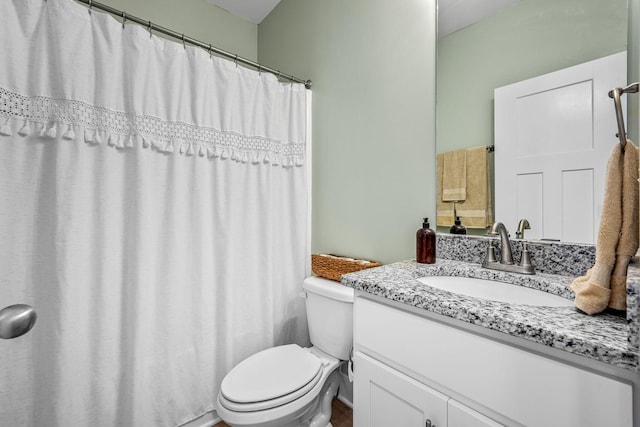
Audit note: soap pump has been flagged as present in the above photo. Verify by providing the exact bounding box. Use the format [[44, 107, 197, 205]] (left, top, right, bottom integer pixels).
[[416, 217, 436, 264], [449, 216, 467, 235]]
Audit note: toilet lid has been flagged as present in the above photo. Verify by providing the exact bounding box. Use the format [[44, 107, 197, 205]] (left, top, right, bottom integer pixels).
[[221, 344, 323, 406]]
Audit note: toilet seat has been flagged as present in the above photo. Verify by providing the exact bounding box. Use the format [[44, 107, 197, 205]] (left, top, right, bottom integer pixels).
[[220, 344, 323, 412]]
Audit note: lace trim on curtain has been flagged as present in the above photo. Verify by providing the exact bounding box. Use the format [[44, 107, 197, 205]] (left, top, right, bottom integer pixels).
[[0, 86, 305, 167]]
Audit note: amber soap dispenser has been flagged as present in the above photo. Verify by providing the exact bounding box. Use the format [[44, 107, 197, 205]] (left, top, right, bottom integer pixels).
[[416, 217, 436, 264]]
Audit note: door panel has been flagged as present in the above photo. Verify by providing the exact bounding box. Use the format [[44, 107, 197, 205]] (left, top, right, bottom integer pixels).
[[353, 351, 448, 427], [495, 52, 626, 243]]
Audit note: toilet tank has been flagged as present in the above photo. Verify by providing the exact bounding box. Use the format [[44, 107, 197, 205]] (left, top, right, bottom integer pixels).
[[302, 276, 354, 360]]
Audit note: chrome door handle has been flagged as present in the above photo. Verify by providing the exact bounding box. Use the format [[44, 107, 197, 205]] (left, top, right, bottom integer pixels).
[[0, 304, 37, 339]]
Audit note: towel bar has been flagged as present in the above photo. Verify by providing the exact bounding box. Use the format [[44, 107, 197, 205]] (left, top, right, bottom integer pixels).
[[608, 82, 639, 151]]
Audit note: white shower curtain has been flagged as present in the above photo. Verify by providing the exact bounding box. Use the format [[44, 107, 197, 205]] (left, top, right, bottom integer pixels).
[[0, 1, 311, 426]]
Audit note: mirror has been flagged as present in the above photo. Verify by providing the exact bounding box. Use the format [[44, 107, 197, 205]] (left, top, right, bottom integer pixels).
[[436, 0, 632, 239]]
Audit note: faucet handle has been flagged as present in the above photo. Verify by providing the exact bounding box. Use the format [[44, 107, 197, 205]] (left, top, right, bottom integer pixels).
[[518, 242, 535, 274], [484, 240, 498, 263], [519, 242, 531, 266]]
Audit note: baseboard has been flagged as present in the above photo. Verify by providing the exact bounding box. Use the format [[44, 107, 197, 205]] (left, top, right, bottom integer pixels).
[[336, 393, 353, 409], [177, 409, 221, 427]]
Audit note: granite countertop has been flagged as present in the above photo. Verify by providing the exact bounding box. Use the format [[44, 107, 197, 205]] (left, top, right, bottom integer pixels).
[[342, 257, 640, 372]]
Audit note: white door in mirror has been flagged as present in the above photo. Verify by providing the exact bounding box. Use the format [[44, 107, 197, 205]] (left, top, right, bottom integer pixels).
[[494, 51, 626, 244]]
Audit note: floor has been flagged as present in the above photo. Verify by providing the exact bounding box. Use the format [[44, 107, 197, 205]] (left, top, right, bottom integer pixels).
[[213, 397, 353, 427]]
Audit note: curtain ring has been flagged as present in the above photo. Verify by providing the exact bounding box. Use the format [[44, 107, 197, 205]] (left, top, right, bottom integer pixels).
[[87, 0, 92, 15], [182, 34, 186, 49], [257, 65, 262, 76], [122, 11, 126, 29], [234, 54, 238, 68], [208, 44, 213, 59], [148, 21, 153, 38]]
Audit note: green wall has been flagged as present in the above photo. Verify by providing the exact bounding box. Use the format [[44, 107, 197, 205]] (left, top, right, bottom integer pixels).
[[80, 0, 258, 61], [258, 0, 437, 264], [437, 0, 627, 154]]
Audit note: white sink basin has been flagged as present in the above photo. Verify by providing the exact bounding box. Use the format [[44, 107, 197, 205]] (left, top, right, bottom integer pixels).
[[416, 276, 574, 307]]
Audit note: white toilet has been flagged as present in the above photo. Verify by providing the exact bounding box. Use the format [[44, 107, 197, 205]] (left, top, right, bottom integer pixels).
[[216, 276, 354, 427]]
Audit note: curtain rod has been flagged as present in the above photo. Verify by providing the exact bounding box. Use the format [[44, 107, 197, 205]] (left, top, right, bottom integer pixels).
[[73, 0, 312, 89]]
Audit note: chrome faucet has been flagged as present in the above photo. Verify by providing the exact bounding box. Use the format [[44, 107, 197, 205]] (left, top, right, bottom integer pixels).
[[515, 219, 530, 239], [482, 222, 535, 275]]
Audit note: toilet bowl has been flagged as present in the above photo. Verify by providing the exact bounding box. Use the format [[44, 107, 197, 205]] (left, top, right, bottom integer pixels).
[[216, 277, 354, 427], [217, 345, 342, 427]]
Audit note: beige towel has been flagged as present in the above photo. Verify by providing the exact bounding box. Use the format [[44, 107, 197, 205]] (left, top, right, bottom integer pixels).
[[571, 141, 639, 314], [437, 153, 453, 226], [442, 149, 467, 202], [610, 141, 638, 310], [456, 146, 493, 228]]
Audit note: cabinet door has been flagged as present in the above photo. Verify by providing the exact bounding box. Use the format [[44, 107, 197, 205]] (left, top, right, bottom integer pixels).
[[448, 399, 503, 427], [353, 351, 447, 427]]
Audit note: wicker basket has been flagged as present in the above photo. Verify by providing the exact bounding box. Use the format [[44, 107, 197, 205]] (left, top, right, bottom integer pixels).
[[311, 254, 381, 282]]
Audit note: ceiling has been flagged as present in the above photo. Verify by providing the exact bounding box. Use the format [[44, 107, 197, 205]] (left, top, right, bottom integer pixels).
[[206, 0, 520, 36], [205, 0, 282, 24], [437, 0, 520, 38]]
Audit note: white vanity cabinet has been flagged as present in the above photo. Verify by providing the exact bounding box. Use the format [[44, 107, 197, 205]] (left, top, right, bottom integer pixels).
[[355, 351, 499, 427], [447, 399, 502, 427], [354, 351, 447, 427], [353, 295, 634, 427]]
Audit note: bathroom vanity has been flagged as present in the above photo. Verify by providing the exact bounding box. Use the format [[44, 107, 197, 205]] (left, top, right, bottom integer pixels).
[[342, 235, 640, 427]]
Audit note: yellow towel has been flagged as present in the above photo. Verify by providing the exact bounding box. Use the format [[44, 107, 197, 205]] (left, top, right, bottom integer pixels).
[[571, 141, 639, 314], [456, 146, 493, 229], [436, 153, 454, 227], [442, 149, 467, 202]]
